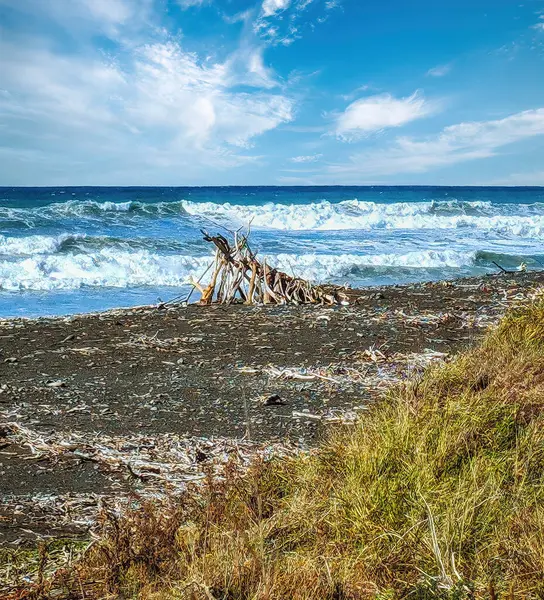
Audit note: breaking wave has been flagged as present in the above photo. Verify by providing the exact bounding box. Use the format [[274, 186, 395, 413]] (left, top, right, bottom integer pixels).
[[0, 251, 211, 291], [0, 247, 500, 292], [0, 199, 191, 229], [0, 233, 207, 257], [2, 198, 544, 237], [180, 199, 544, 236], [0, 234, 88, 256]]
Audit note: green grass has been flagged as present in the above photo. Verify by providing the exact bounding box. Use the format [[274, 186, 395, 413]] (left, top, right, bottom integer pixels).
[[12, 297, 544, 599]]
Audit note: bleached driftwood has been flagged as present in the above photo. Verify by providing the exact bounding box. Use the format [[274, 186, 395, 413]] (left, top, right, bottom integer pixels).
[[191, 229, 349, 306]]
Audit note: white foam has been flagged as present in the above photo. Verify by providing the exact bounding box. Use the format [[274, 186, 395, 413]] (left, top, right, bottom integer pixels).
[[0, 234, 85, 256], [271, 250, 476, 282], [0, 250, 212, 291], [0, 249, 477, 291], [181, 199, 544, 236], [44, 200, 134, 215], [0, 200, 143, 226]]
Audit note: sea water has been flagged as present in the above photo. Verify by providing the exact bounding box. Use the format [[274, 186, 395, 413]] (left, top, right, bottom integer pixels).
[[0, 186, 543, 317]]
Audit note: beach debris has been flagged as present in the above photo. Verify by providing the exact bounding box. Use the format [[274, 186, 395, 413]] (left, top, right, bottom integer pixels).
[[291, 406, 368, 425], [119, 333, 192, 353], [237, 348, 450, 394], [292, 411, 323, 421], [254, 366, 343, 384], [45, 380, 65, 388], [1, 423, 300, 488], [0, 422, 303, 540], [0, 423, 303, 577], [358, 345, 388, 363], [189, 229, 350, 306], [492, 260, 511, 274]]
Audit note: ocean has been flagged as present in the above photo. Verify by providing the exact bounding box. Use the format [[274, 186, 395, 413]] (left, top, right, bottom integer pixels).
[[0, 186, 543, 318]]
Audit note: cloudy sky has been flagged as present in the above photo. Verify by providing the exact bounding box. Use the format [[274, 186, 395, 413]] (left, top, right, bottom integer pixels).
[[1, 0, 544, 186]]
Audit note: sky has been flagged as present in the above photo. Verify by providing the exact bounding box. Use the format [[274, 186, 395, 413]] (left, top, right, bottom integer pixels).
[[1, 0, 544, 186]]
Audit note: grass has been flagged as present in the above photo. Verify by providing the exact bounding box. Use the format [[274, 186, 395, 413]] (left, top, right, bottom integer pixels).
[[0, 539, 90, 597], [10, 297, 544, 599]]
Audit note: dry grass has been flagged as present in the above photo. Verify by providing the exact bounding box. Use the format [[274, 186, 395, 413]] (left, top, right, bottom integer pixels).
[[11, 299, 544, 599]]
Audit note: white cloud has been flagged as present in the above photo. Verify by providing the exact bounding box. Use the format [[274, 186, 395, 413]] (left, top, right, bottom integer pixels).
[[254, 0, 333, 45], [0, 0, 154, 42], [0, 29, 294, 183], [532, 22, 544, 31], [223, 9, 253, 24], [144, 43, 294, 145], [290, 153, 323, 162], [82, 0, 132, 24], [426, 63, 452, 77], [340, 84, 371, 101], [177, 0, 208, 8], [333, 91, 436, 141], [491, 170, 544, 186], [262, 0, 291, 17], [238, 47, 278, 88], [328, 108, 544, 178]]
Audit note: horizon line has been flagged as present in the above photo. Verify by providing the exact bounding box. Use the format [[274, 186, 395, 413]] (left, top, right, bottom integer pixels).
[[1, 184, 544, 189]]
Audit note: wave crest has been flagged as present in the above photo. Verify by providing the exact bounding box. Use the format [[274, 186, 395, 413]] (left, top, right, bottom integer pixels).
[[2, 198, 544, 237], [0, 249, 480, 292], [0, 234, 88, 256], [180, 199, 544, 235]]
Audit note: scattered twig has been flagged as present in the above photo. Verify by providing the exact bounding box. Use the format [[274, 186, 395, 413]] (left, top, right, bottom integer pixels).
[[492, 261, 511, 274]]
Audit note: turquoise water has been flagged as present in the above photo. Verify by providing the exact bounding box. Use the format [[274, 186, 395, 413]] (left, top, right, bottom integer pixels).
[[0, 186, 543, 317]]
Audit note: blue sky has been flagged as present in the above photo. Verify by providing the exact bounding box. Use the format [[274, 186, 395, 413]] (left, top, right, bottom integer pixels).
[[1, 0, 544, 186]]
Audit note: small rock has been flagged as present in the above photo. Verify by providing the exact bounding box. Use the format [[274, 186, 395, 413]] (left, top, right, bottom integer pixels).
[[265, 394, 287, 406], [4, 357, 17, 363], [47, 380, 66, 388], [195, 449, 207, 463]]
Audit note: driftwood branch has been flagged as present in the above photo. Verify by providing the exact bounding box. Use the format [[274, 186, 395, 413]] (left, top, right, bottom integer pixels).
[[194, 230, 349, 306]]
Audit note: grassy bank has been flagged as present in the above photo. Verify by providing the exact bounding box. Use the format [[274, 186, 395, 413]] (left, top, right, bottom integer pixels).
[[13, 296, 544, 599]]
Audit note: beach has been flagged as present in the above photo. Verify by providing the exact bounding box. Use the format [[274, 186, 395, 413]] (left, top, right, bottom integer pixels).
[[2, 186, 544, 594], [1, 270, 543, 549]]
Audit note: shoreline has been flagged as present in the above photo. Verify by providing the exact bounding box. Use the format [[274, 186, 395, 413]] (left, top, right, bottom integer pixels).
[[0, 268, 538, 324], [1, 271, 544, 548]]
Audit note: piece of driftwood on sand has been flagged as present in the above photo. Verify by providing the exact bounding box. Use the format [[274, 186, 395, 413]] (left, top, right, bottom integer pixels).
[[188, 229, 349, 306]]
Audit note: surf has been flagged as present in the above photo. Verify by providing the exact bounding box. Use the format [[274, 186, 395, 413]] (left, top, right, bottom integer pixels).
[[0, 248, 513, 291]]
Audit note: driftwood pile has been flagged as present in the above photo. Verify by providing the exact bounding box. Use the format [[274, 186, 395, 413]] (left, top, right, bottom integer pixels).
[[189, 230, 349, 306]]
